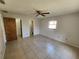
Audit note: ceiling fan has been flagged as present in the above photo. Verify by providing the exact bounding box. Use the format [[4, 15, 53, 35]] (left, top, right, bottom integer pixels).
[[0, 0, 5, 4], [0, 10, 8, 13], [34, 9, 50, 17]]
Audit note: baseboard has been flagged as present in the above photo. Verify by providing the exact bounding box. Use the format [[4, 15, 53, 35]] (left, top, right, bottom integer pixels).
[[23, 34, 40, 39], [66, 42, 79, 48], [39, 34, 79, 48], [0, 44, 6, 59]]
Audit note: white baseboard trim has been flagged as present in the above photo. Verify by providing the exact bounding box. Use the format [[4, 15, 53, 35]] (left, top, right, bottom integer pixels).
[[23, 34, 40, 39], [66, 42, 79, 48], [40, 34, 79, 48]]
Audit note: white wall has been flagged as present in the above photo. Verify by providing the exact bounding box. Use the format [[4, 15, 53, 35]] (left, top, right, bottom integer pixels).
[[3, 13, 40, 38], [16, 18, 21, 36], [0, 12, 6, 59], [33, 19, 40, 35], [39, 13, 79, 48]]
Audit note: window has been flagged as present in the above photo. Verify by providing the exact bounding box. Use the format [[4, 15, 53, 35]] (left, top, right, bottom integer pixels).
[[48, 20, 57, 29]]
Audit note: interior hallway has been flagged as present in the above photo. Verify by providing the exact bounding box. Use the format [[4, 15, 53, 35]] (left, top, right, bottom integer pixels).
[[4, 35, 79, 59]]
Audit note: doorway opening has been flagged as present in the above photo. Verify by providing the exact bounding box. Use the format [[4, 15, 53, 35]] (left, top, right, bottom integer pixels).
[[30, 20, 34, 37], [20, 19, 23, 38]]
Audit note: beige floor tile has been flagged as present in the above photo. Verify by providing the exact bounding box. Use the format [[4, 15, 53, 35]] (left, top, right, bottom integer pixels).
[[4, 35, 79, 59]]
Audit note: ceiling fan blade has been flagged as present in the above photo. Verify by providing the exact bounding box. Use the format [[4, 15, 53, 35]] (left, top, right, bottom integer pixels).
[[42, 12, 50, 14], [0, 0, 5, 4], [41, 14, 45, 17], [36, 14, 45, 17], [1, 10, 8, 13]]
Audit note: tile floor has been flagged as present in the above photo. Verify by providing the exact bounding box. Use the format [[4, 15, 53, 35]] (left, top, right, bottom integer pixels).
[[4, 35, 79, 59]]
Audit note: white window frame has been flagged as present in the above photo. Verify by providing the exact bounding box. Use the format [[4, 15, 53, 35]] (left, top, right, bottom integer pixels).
[[48, 20, 57, 29]]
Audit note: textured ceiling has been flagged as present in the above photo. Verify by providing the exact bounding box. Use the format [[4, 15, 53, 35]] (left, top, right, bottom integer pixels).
[[0, 0, 79, 16]]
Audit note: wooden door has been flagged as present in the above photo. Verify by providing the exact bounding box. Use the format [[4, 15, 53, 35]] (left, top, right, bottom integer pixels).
[[3, 17, 17, 41]]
